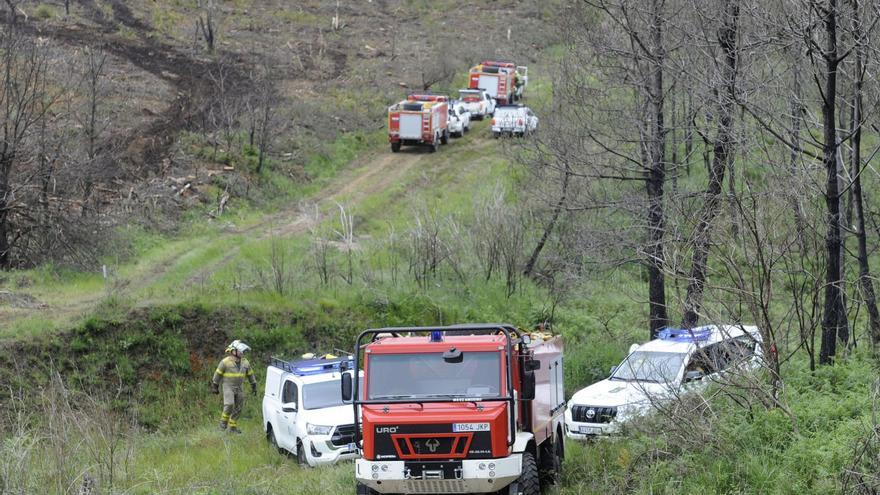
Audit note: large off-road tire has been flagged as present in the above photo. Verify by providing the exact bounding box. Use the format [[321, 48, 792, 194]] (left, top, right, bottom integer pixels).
[[296, 439, 308, 466], [509, 451, 540, 495], [356, 482, 379, 495], [430, 138, 439, 153], [391, 141, 401, 153], [441, 129, 450, 144], [539, 436, 563, 486]]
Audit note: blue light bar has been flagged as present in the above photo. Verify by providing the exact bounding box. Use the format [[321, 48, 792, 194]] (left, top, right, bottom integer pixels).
[[430, 330, 443, 342], [271, 356, 354, 376], [657, 326, 712, 342]]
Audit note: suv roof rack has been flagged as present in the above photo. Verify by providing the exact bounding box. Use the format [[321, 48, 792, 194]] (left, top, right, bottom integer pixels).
[[271, 355, 354, 376]]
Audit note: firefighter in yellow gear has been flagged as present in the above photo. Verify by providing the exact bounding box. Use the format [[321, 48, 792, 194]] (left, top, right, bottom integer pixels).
[[212, 340, 257, 433]]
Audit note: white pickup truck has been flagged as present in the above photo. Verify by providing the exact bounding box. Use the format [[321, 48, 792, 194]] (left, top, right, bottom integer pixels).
[[262, 356, 361, 466], [492, 105, 538, 137], [458, 88, 495, 120]]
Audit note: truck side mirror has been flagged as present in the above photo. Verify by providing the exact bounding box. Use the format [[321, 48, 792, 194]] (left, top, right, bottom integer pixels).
[[609, 365, 618, 376], [524, 359, 541, 371], [521, 370, 536, 401], [341, 371, 353, 402]]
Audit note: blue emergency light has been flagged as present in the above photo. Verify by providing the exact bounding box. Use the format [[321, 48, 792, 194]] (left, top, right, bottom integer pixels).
[[657, 326, 712, 342], [430, 330, 443, 342], [271, 356, 354, 376]]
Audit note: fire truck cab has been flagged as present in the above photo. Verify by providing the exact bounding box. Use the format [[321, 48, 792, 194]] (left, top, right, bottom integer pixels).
[[388, 94, 450, 153], [341, 324, 565, 495]]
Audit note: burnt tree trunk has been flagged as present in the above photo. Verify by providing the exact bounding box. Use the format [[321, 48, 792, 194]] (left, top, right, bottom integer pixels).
[[848, 2, 880, 349], [682, 0, 739, 328], [646, 0, 669, 338], [818, 0, 848, 365]]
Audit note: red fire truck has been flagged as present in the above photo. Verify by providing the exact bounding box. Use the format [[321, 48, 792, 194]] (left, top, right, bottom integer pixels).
[[388, 94, 450, 153], [468, 61, 526, 105], [341, 324, 565, 495]]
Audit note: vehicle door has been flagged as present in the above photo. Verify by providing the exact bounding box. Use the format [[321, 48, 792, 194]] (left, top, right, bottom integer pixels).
[[277, 378, 299, 449], [723, 335, 760, 371], [682, 343, 724, 390]]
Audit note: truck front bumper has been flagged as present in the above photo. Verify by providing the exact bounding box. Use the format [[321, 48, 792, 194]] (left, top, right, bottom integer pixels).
[[356, 455, 522, 494], [304, 436, 359, 466]]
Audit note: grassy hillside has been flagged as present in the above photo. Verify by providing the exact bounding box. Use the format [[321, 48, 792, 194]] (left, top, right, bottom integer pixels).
[[1, 2, 878, 495]]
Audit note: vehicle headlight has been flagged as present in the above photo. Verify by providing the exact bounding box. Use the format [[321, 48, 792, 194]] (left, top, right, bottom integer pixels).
[[307, 423, 333, 435]]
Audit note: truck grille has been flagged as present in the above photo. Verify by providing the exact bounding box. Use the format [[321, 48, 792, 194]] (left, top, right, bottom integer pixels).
[[571, 405, 617, 424], [331, 424, 356, 446], [405, 480, 467, 494]]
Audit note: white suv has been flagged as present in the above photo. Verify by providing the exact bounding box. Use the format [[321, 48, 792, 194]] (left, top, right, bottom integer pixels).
[[263, 356, 362, 466], [565, 325, 763, 440], [448, 101, 471, 137]]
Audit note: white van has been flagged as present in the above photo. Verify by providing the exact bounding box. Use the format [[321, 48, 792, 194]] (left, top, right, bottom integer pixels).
[[262, 356, 361, 466], [565, 325, 763, 439]]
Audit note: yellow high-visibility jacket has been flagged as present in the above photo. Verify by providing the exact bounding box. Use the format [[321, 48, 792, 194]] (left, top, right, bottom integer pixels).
[[212, 356, 256, 390]]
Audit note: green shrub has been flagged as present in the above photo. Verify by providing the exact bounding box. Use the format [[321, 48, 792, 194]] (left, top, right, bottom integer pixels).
[[33, 4, 55, 20]]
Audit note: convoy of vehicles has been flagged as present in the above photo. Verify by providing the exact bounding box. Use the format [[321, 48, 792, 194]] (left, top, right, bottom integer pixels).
[[458, 88, 495, 120], [262, 355, 362, 467], [564, 325, 763, 440], [386, 61, 533, 153], [341, 324, 565, 495], [257, 59, 768, 495], [492, 105, 538, 137], [448, 101, 472, 137], [388, 94, 450, 153]]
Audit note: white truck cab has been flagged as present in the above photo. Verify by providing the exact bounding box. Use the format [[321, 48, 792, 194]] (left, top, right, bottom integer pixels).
[[565, 325, 763, 440], [458, 88, 495, 120], [263, 356, 362, 466]]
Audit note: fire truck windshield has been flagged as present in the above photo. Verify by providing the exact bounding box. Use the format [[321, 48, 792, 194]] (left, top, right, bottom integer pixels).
[[368, 351, 501, 400]]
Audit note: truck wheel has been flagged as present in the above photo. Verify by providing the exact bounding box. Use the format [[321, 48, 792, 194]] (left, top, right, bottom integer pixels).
[[391, 142, 401, 153], [266, 426, 283, 455], [441, 129, 450, 145], [510, 451, 540, 495], [356, 482, 378, 495], [539, 436, 563, 486], [430, 138, 439, 153], [296, 439, 307, 466]]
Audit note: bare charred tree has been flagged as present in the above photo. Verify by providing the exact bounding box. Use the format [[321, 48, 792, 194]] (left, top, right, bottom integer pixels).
[[0, 28, 52, 268], [76, 48, 108, 216], [681, 0, 740, 328], [816, 0, 850, 365], [522, 162, 570, 278], [247, 64, 281, 175], [196, 0, 216, 52], [207, 62, 244, 161], [567, 0, 672, 338], [846, 0, 880, 350]]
